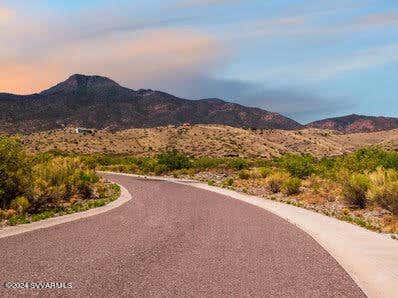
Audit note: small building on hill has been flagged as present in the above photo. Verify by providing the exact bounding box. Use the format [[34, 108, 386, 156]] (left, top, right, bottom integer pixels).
[[75, 127, 94, 135]]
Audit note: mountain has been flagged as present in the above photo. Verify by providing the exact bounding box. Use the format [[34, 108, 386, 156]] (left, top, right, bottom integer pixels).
[[0, 74, 303, 134], [306, 114, 398, 133]]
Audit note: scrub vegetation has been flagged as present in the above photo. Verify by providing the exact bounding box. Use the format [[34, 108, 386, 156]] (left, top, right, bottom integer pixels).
[[79, 147, 398, 233], [0, 136, 120, 227], [2, 134, 397, 233]]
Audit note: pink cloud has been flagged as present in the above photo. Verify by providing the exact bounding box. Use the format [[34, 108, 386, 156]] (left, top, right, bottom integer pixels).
[[356, 10, 398, 28], [0, 7, 13, 22], [0, 29, 226, 94]]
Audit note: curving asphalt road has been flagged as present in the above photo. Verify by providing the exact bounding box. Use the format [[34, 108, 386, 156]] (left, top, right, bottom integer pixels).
[[0, 173, 365, 297]]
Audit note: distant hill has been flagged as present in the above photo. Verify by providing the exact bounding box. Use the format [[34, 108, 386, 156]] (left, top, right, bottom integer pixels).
[[0, 74, 303, 133], [306, 114, 398, 133], [23, 125, 398, 157]]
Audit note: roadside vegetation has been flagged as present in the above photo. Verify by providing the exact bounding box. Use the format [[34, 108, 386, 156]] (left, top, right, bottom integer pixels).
[[0, 136, 120, 227], [9, 141, 396, 233], [75, 147, 398, 233]]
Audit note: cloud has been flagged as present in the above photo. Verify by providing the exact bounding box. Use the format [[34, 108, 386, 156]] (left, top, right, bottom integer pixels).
[[313, 44, 398, 79], [355, 10, 398, 29], [0, 28, 226, 94], [0, 7, 13, 22], [178, 0, 246, 7], [157, 75, 353, 122], [262, 43, 398, 82], [1, 0, 394, 123], [233, 8, 398, 40]]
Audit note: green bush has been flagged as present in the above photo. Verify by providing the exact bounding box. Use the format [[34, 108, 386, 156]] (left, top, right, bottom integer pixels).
[[191, 157, 224, 170], [157, 150, 190, 171], [275, 154, 315, 178], [267, 172, 290, 193], [338, 147, 398, 173], [282, 178, 302, 195], [228, 158, 248, 170], [9, 196, 30, 214], [138, 158, 158, 173], [0, 136, 32, 209], [368, 168, 398, 215], [341, 173, 371, 208]]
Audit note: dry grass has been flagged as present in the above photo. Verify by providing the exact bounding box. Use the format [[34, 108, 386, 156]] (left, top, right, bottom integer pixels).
[[22, 125, 398, 157]]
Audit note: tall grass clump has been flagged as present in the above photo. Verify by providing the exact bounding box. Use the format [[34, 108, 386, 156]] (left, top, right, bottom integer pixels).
[[267, 172, 290, 193], [341, 173, 370, 208], [282, 177, 302, 195], [368, 168, 398, 215]]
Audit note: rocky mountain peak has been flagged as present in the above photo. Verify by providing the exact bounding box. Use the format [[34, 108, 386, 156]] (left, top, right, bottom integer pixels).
[[40, 74, 121, 95]]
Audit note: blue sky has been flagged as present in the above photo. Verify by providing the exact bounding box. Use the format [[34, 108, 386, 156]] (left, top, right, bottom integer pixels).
[[1, 0, 397, 123]]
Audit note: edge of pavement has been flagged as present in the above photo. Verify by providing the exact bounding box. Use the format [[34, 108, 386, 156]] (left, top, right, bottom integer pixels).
[[0, 181, 131, 240]]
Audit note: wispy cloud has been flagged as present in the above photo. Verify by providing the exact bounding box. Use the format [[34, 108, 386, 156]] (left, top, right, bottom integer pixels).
[[234, 9, 398, 40], [311, 44, 398, 79], [262, 43, 398, 82], [355, 10, 398, 29], [178, 0, 246, 7]]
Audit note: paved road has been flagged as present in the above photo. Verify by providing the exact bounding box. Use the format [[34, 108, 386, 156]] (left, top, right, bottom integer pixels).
[[0, 174, 364, 296]]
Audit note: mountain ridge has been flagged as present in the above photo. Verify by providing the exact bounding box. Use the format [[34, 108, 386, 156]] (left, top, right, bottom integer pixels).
[[0, 74, 303, 133], [306, 114, 398, 133], [1, 74, 397, 134]]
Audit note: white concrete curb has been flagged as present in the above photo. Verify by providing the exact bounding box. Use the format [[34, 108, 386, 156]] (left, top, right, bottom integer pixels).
[[103, 172, 398, 298], [0, 182, 132, 240]]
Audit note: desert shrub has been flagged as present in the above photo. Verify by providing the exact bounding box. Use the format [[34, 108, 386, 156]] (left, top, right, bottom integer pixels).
[[238, 170, 250, 180], [138, 158, 158, 173], [341, 173, 370, 208], [275, 154, 315, 178], [267, 172, 290, 193], [258, 167, 272, 178], [191, 157, 224, 170], [314, 157, 338, 179], [0, 136, 32, 209], [9, 196, 30, 214], [338, 147, 398, 173], [282, 178, 302, 195], [31, 157, 99, 211], [228, 158, 248, 170], [157, 150, 190, 171], [368, 168, 398, 215]]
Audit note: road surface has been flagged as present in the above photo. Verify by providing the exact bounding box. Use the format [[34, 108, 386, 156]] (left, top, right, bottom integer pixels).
[[0, 173, 364, 296]]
